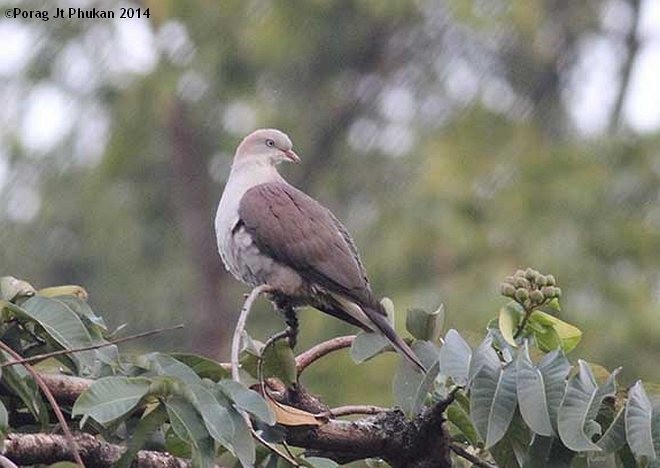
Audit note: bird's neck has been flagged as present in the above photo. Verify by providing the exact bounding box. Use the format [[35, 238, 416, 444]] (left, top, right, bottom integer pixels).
[[229, 160, 284, 186]]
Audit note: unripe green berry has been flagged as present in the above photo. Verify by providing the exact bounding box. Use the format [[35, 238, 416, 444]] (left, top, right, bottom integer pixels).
[[515, 288, 529, 302], [541, 286, 555, 298], [554, 287, 562, 298], [504, 276, 515, 285], [536, 275, 547, 287], [525, 268, 536, 280], [530, 290, 544, 304], [515, 269, 526, 277], [515, 277, 530, 289], [546, 274, 556, 286], [500, 283, 516, 297]]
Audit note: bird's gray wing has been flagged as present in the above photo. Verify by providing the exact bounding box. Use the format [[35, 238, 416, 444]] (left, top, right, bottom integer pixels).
[[238, 182, 379, 309]]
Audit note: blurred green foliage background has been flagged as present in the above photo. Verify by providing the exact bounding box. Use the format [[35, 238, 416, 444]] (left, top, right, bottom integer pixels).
[[1, 0, 659, 410]]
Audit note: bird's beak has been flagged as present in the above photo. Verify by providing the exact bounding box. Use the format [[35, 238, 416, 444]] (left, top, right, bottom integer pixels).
[[282, 149, 301, 164]]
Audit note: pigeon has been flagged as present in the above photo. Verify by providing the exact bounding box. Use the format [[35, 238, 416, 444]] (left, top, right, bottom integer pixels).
[[215, 128, 426, 373]]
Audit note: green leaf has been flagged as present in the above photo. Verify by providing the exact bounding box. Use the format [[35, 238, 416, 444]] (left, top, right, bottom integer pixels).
[[189, 383, 234, 447], [405, 305, 445, 342], [446, 401, 479, 446], [53, 295, 107, 331], [0, 400, 8, 440], [72, 376, 151, 425], [169, 353, 231, 381], [489, 408, 531, 468], [596, 406, 626, 453], [11, 296, 97, 374], [261, 339, 297, 385], [0, 350, 48, 427], [393, 354, 440, 416], [0, 276, 36, 301], [350, 331, 390, 364], [116, 404, 168, 468], [470, 359, 518, 448], [303, 456, 339, 468], [217, 379, 275, 425], [529, 310, 582, 353], [165, 396, 215, 468], [625, 381, 658, 460], [227, 407, 256, 467], [499, 301, 524, 346], [139, 353, 202, 384], [532, 323, 562, 353], [522, 434, 554, 467], [557, 360, 619, 451], [439, 329, 472, 386], [468, 334, 500, 385], [516, 342, 570, 436]]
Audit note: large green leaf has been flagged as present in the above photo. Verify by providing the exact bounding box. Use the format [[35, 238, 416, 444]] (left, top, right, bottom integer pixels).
[[596, 406, 626, 453], [0, 276, 35, 301], [350, 331, 390, 364], [72, 376, 151, 425], [625, 381, 658, 460], [0, 350, 48, 427], [470, 351, 518, 448], [0, 399, 8, 440], [405, 305, 444, 342], [528, 310, 581, 353], [165, 396, 215, 468], [189, 383, 234, 447], [169, 353, 230, 381], [138, 352, 202, 385], [261, 339, 297, 385], [446, 401, 479, 446], [217, 379, 275, 425], [516, 342, 570, 436], [115, 404, 168, 468], [227, 407, 256, 467], [489, 409, 531, 468], [557, 360, 619, 451], [499, 301, 524, 347], [438, 329, 472, 386], [303, 457, 339, 468], [468, 334, 501, 385], [393, 354, 440, 417], [12, 296, 97, 374]]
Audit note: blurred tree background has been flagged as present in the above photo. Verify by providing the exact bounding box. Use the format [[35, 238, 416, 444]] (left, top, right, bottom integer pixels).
[[1, 0, 659, 410]]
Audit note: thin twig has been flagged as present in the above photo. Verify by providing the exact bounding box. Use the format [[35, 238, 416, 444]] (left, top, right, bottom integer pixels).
[[327, 405, 388, 418], [450, 443, 496, 468], [295, 335, 355, 374], [0, 341, 84, 467], [0, 324, 185, 368], [231, 285, 271, 383], [228, 286, 299, 465]]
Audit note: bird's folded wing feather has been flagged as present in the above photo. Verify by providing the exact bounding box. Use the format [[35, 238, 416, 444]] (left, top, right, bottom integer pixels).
[[238, 182, 378, 309]]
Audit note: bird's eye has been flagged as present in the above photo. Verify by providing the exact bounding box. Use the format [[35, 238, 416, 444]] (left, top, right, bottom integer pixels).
[[265, 139, 275, 147]]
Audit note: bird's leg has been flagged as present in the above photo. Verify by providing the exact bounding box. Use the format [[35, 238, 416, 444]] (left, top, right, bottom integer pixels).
[[283, 305, 299, 349]]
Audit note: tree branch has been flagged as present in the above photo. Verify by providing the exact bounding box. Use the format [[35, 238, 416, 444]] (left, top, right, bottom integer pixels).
[[609, 0, 642, 132], [0, 324, 184, 369], [2, 433, 192, 467], [295, 335, 355, 374], [231, 285, 271, 382]]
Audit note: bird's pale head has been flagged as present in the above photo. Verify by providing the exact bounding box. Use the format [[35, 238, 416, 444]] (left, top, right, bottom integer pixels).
[[234, 129, 300, 167]]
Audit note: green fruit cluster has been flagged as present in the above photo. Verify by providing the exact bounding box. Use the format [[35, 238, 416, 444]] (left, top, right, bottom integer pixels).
[[500, 268, 561, 308]]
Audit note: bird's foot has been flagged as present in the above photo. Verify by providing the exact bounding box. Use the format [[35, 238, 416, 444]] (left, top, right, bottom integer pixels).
[[283, 307, 299, 350]]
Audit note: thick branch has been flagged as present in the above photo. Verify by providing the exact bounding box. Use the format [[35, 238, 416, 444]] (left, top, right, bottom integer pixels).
[[295, 335, 355, 374], [2, 433, 190, 467]]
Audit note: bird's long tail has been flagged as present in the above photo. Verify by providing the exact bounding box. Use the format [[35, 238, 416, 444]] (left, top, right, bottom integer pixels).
[[362, 304, 427, 374]]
